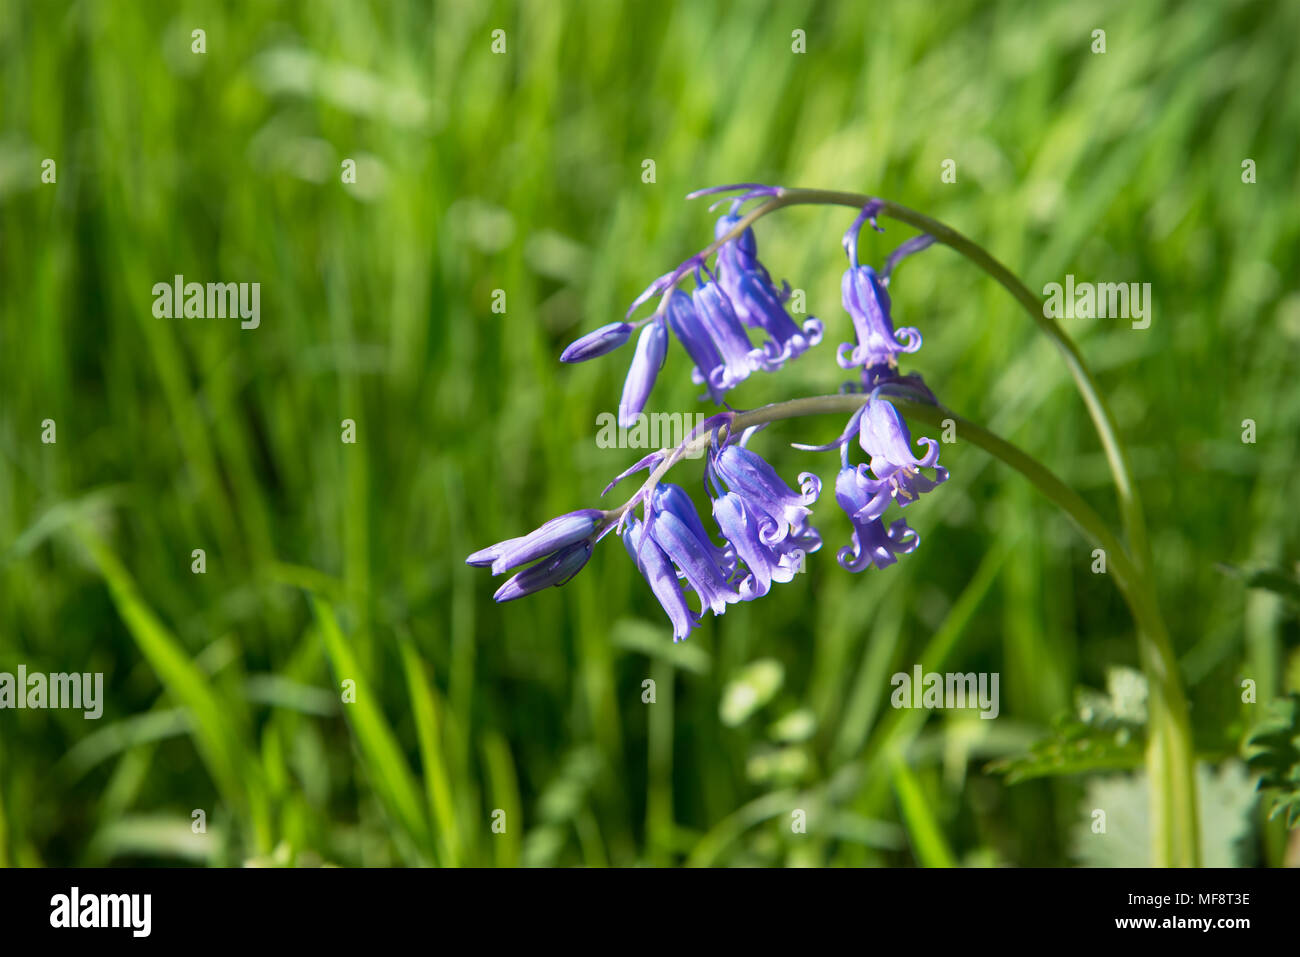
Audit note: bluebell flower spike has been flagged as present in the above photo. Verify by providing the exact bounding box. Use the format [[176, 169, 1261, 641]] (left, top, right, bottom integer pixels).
[[470, 183, 952, 641]]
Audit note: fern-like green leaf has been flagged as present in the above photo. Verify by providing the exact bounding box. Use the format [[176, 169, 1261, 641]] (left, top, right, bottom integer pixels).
[[987, 667, 1147, 783], [1244, 693, 1300, 828]]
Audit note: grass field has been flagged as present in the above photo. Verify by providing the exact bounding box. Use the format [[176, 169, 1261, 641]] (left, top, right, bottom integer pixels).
[[1, 0, 1298, 867]]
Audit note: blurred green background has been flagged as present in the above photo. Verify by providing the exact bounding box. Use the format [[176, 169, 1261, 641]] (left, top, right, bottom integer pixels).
[[1, 0, 1298, 867]]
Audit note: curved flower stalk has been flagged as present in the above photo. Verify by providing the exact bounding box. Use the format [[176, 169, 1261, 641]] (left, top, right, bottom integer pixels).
[[470, 183, 1198, 866]]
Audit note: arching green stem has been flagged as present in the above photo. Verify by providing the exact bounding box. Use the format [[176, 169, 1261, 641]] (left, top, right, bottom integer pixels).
[[647, 188, 1198, 865]]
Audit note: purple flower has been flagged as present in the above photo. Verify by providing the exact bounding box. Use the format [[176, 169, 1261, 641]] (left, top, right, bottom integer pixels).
[[470, 186, 960, 643], [641, 483, 740, 616], [828, 396, 946, 572], [856, 397, 948, 507], [834, 466, 919, 572], [715, 212, 823, 370], [481, 508, 604, 575], [650, 482, 735, 574], [714, 211, 765, 305], [664, 288, 727, 404], [691, 279, 765, 396], [712, 492, 821, 599], [708, 443, 821, 544], [623, 516, 698, 642], [561, 322, 634, 363], [493, 541, 592, 602], [618, 319, 668, 428], [837, 264, 922, 372]]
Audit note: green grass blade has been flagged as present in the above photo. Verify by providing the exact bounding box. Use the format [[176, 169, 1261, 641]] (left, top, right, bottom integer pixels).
[[311, 597, 431, 861]]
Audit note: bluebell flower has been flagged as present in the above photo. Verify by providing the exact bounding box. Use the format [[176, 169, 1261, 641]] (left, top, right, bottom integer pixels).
[[618, 319, 668, 428], [650, 482, 735, 574], [623, 460, 820, 635], [830, 396, 946, 572], [714, 211, 767, 316], [663, 288, 727, 404], [623, 516, 698, 642], [714, 212, 823, 370], [837, 263, 921, 372], [493, 540, 593, 602], [833, 466, 920, 572], [691, 277, 765, 395], [712, 491, 821, 599], [856, 397, 948, 506], [708, 443, 821, 544], [639, 482, 740, 616]]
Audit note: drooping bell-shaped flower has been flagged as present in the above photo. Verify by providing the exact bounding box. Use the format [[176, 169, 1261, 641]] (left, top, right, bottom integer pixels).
[[642, 483, 740, 616], [827, 395, 946, 572], [712, 491, 821, 600], [837, 263, 921, 372], [833, 466, 919, 572], [650, 482, 735, 574], [708, 443, 821, 544], [691, 278, 765, 397], [663, 288, 727, 404], [856, 397, 948, 507], [714, 212, 823, 370], [623, 516, 698, 642]]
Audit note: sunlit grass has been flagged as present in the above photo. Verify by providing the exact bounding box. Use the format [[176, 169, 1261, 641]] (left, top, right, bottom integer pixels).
[[1, 0, 1296, 867]]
